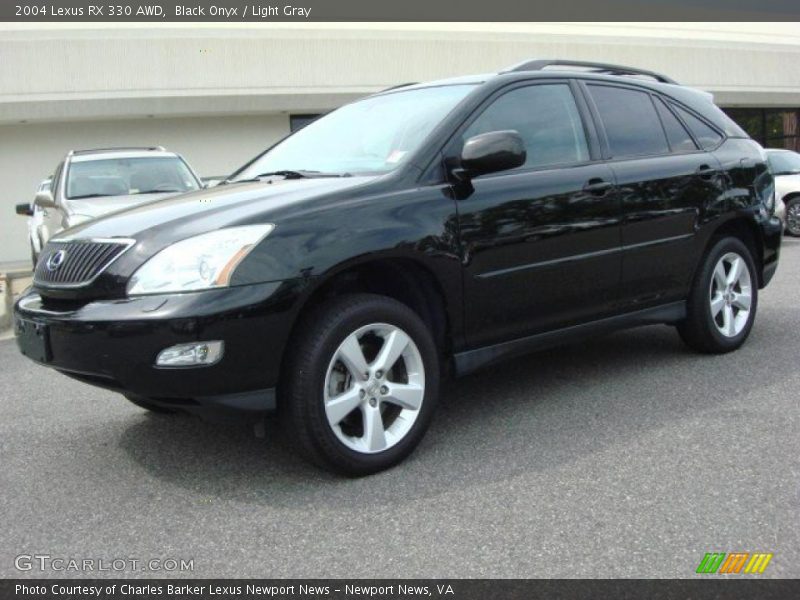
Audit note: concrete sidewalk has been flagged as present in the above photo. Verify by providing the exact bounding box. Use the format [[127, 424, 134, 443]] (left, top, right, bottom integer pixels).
[[0, 262, 32, 339]]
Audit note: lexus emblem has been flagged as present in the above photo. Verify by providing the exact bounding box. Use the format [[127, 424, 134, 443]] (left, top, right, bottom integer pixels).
[[46, 249, 67, 271]]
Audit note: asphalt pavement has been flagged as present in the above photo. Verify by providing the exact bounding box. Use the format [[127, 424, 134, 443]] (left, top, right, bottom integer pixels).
[[1, 239, 799, 579]]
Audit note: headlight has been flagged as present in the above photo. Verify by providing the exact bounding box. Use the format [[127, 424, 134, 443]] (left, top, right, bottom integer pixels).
[[127, 224, 274, 295]]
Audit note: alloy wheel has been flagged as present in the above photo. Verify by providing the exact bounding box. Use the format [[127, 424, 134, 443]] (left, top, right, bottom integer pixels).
[[787, 201, 800, 236], [323, 323, 425, 454], [709, 252, 752, 338]]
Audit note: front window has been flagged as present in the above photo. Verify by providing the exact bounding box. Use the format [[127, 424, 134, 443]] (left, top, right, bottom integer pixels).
[[464, 83, 589, 169], [768, 151, 800, 175], [66, 157, 200, 200], [232, 84, 476, 179]]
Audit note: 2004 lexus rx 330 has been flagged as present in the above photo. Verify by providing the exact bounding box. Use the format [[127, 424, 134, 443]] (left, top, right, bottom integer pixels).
[[15, 60, 781, 474]]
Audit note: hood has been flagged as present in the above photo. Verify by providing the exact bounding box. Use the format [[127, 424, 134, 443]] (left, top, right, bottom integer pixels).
[[65, 192, 175, 219], [56, 176, 378, 247]]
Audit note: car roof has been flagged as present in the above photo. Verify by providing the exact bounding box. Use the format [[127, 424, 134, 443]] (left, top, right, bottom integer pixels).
[[382, 59, 682, 92], [374, 60, 743, 138], [390, 73, 492, 91], [376, 64, 711, 107]]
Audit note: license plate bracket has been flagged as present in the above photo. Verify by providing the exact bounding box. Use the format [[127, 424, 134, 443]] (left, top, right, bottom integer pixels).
[[15, 318, 51, 363]]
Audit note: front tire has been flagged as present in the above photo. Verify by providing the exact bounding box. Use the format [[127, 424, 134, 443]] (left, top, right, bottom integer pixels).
[[785, 198, 800, 237], [281, 294, 440, 475], [677, 236, 758, 353]]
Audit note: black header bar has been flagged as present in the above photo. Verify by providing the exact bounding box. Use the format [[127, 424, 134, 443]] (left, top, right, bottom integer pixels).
[[3, 579, 800, 600], [2, 0, 800, 22]]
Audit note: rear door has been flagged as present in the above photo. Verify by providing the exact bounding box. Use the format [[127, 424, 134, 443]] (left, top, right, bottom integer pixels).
[[582, 83, 727, 309], [452, 80, 622, 348]]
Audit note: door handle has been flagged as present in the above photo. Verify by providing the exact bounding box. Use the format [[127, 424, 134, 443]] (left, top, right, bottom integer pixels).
[[696, 164, 717, 179], [583, 178, 614, 195]]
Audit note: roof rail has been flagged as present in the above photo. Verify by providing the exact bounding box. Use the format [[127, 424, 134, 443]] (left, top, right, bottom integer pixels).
[[501, 59, 677, 84], [69, 146, 167, 156]]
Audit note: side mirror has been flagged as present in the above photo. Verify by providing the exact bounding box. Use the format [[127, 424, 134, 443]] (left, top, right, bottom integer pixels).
[[458, 130, 526, 179], [15, 202, 34, 217], [34, 190, 56, 209]]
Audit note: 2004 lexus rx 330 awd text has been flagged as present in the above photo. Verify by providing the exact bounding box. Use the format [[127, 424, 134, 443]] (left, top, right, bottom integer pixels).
[[14, 60, 781, 474]]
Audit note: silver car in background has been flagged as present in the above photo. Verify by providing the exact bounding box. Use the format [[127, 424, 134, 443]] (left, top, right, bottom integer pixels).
[[22, 147, 202, 264], [15, 177, 51, 265], [766, 148, 800, 237]]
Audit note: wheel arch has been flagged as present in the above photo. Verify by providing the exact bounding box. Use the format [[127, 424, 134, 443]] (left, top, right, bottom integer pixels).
[[698, 215, 764, 287], [778, 190, 800, 204], [278, 255, 458, 396]]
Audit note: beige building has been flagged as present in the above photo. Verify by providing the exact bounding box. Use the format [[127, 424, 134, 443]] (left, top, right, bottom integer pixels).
[[2, 22, 800, 264]]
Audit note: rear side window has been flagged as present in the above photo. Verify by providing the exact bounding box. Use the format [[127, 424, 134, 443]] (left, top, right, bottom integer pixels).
[[671, 104, 723, 149], [463, 83, 590, 170], [587, 85, 669, 158], [653, 97, 697, 153]]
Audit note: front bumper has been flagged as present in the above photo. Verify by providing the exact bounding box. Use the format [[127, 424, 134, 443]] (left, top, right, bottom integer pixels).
[[13, 280, 307, 417]]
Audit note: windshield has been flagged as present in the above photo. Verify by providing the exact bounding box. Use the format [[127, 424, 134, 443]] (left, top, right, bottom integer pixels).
[[66, 157, 200, 200], [232, 85, 476, 180], [768, 151, 800, 175]]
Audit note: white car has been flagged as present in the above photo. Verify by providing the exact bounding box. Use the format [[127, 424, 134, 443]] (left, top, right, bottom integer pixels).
[[18, 147, 202, 266], [15, 177, 51, 266], [766, 148, 800, 237]]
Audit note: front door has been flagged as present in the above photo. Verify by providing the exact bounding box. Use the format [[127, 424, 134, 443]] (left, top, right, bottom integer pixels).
[[452, 81, 622, 348]]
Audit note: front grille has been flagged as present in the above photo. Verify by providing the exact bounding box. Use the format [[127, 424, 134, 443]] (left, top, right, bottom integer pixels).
[[34, 239, 134, 287]]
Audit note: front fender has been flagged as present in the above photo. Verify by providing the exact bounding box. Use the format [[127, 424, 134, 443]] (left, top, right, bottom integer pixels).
[[229, 186, 464, 343], [231, 189, 461, 286]]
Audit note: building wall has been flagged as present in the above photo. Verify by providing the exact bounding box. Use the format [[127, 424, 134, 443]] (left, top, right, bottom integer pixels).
[[2, 22, 800, 263], [0, 115, 289, 263], [3, 22, 800, 126]]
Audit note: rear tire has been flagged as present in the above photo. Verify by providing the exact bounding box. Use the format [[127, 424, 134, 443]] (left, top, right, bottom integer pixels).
[[677, 236, 758, 354], [281, 293, 440, 476]]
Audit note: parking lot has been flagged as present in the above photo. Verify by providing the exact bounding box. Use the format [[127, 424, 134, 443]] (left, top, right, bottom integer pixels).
[[0, 239, 798, 579]]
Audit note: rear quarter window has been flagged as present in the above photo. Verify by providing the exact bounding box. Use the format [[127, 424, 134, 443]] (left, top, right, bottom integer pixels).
[[671, 104, 724, 149], [653, 97, 698, 153]]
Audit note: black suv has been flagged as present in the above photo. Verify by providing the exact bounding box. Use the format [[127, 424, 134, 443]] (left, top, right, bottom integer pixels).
[[15, 60, 781, 474]]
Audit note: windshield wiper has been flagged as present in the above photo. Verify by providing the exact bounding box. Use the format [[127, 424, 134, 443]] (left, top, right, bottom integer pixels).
[[67, 194, 109, 200], [225, 170, 350, 184]]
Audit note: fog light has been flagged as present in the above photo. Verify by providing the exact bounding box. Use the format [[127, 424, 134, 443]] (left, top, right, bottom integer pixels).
[[155, 341, 224, 367]]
